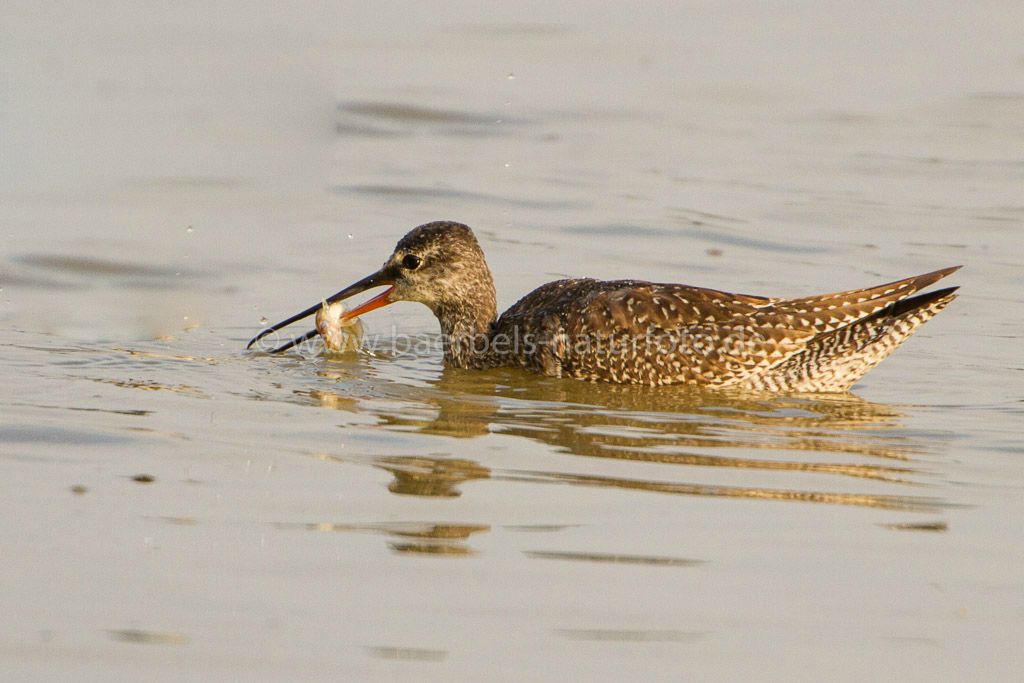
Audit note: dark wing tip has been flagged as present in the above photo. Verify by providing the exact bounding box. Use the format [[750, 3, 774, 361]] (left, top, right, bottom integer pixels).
[[888, 286, 959, 317]]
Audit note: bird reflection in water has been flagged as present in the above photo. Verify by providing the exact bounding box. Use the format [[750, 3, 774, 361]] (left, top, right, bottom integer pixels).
[[376, 456, 490, 497], [296, 363, 950, 513]]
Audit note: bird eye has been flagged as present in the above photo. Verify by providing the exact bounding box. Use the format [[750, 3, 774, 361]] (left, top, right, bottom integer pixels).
[[402, 254, 422, 270]]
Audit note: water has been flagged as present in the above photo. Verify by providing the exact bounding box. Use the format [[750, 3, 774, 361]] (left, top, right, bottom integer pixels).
[[2, 2, 1023, 680]]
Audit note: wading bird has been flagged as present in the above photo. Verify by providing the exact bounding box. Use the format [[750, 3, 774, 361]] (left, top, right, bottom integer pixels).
[[248, 221, 959, 392]]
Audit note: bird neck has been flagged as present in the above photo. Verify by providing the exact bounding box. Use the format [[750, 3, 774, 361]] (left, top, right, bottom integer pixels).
[[435, 290, 497, 368]]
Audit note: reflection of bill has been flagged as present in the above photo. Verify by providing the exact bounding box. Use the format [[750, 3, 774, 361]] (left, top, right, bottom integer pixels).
[[276, 519, 490, 557]]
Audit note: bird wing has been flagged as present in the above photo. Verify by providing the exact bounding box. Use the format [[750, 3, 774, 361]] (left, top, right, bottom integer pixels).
[[560, 268, 961, 385], [576, 283, 767, 332], [771, 266, 962, 334], [560, 282, 810, 383], [499, 269, 960, 385]]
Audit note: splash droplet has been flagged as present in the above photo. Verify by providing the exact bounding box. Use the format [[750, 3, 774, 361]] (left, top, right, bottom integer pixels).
[[259, 316, 268, 325], [347, 233, 353, 240], [186, 226, 194, 234], [507, 72, 515, 80]]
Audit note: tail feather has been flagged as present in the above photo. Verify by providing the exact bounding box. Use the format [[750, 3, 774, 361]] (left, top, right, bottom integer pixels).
[[770, 266, 961, 335], [886, 285, 959, 318], [784, 266, 961, 307], [749, 286, 959, 392]]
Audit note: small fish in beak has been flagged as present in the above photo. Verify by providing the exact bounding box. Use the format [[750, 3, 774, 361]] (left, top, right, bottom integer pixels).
[[315, 300, 364, 353]]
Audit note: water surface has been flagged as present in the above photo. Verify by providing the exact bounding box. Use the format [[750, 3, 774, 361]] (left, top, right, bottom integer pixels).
[[2, 2, 1023, 680]]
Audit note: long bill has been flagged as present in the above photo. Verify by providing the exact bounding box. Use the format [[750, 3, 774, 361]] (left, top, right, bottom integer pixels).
[[246, 269, 395, 353]]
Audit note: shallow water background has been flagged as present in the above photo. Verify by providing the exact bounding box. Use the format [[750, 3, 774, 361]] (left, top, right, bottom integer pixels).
[[2, 2, 1023, 680]]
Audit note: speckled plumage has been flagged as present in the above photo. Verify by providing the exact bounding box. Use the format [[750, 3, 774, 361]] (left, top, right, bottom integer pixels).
[[253, 221, 960, 392], [482, 271, 958, 391], [387, 223, 958, 391]]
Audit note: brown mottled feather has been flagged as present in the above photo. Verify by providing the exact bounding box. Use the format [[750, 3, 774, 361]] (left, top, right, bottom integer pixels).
[[489, 268, 960, 390], [751, 287, 959, 391], [773, 266, 961, 335]]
